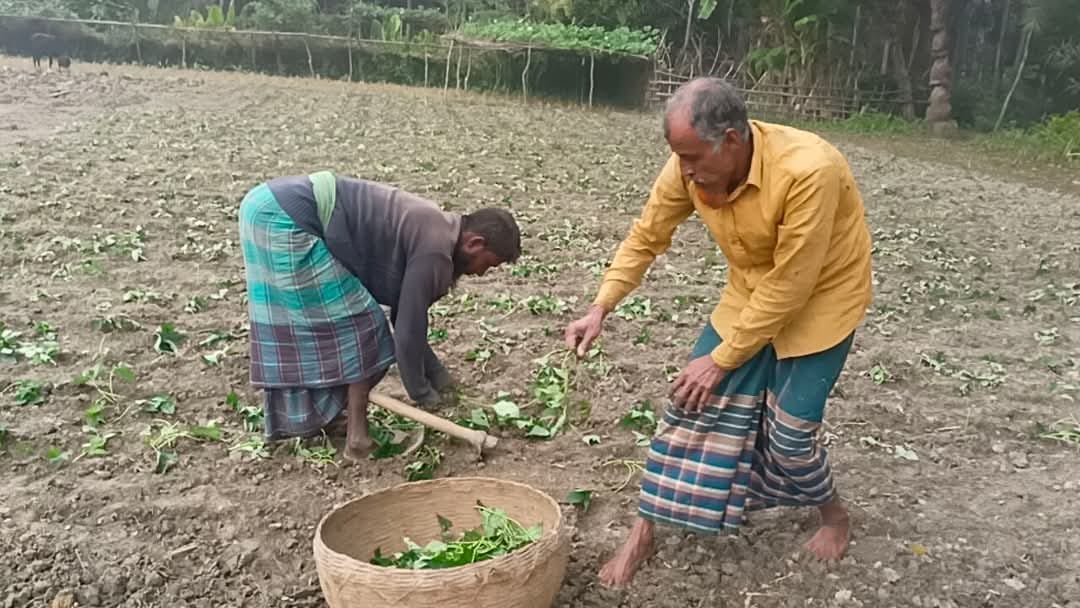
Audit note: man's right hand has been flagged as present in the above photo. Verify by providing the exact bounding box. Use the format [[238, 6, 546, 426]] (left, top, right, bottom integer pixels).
[[565, 304, 608, 358]]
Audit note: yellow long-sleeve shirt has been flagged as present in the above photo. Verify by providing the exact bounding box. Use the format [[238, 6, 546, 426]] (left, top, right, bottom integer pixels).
[[594, 120, 873, 369]]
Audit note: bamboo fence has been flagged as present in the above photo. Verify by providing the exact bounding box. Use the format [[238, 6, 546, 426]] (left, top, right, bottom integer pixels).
[[0, 14, 654, 109]]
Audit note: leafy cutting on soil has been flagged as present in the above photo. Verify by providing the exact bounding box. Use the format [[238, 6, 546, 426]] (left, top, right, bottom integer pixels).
[[1036, 419, 1080, 445], [370, 504, 542, 570], [74, 361, 136, 417], [566, 489, 593, 513], [225, 391, 264, 431], [9, 379, 47, 406], [368, 406, 422, 459], [138, 395, 177, 415], [0, 322, 60, 365], [154, 323, 186, 354], [404, 445, 443, 481]]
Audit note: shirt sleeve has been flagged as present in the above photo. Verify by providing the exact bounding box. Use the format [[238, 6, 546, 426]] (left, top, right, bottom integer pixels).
[[594, 153, 695, 311], [391, 253, 453, 403], [710, 162, 841, 369]]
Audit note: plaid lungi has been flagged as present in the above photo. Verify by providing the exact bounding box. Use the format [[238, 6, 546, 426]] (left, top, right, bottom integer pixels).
[[238, 182, 396, 440], [639, 321, 853, 533]]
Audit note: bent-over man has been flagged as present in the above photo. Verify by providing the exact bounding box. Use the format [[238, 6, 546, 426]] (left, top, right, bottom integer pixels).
[[239, 171, 520, 462], [565, 77, 873, 587]]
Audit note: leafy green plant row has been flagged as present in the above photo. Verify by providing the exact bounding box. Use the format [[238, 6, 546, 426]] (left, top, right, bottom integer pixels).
[[457, 19, 659, 56]]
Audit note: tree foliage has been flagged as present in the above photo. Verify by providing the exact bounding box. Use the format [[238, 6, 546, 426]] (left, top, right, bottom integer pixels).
[[174, 0, 237, 28], [4, 0, 1075, 132]]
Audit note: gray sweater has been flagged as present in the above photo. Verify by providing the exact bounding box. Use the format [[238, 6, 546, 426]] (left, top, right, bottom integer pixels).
[[267, 174, 460, 404]]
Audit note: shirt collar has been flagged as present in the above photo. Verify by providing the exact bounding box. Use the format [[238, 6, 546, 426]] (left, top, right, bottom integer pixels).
[[726, 120, 764, 203]]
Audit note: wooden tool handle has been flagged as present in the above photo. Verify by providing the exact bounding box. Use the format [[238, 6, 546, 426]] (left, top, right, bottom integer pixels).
[[369, 392, 498, 452]]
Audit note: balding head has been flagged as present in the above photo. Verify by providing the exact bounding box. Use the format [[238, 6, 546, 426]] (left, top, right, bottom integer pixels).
[[661, 77, 754, 198], [663, 77, 750, 146]]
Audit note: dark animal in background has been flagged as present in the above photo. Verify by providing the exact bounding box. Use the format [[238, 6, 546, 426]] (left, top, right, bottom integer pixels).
[[58, 56, 71, 70], [30, 33, 61, 69]]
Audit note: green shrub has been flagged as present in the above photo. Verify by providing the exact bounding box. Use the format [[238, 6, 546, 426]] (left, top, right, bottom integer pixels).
[[1031, 111, 1080, 158]]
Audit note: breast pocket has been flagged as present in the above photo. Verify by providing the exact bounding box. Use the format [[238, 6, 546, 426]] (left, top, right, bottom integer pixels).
[[730, 195, 777, 266]]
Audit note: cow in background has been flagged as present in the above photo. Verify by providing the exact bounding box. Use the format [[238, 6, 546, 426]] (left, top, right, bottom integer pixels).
[[30, 33, 69, 70]]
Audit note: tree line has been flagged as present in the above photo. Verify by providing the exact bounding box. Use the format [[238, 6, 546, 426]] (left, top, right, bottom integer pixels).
[[2, 0, 1077, 132]]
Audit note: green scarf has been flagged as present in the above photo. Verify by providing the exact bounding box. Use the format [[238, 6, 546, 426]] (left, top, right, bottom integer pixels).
[[308, 170, 337, 229]]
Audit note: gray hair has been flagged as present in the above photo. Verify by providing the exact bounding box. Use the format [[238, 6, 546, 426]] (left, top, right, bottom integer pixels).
[[663, 77, 750, 146]]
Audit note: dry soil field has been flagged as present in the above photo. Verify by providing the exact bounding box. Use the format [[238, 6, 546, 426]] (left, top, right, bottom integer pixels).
[[1, 56, 1078, 608]]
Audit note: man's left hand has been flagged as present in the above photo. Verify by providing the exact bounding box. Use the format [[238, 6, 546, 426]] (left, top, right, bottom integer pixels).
[[428, 363, 454, 393], [670, 355, 728, 413]]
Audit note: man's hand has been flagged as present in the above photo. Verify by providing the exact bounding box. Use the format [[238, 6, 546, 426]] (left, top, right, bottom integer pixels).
[[428, 365, 454, 393], [564, 305, 608, 358], [670, 355, 728, 413], [424, 350, 455, 392], [411, 385, 442, 409]]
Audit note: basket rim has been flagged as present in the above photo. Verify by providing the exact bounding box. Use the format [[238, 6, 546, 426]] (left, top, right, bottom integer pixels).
[[313, 476, 566, 578]]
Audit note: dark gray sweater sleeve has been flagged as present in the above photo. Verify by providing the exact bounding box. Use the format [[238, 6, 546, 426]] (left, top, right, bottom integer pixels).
[[392, 253, 454, 404]]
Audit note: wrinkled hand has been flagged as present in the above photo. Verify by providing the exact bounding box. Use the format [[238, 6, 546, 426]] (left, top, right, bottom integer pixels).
[[564, 305, 607, 358], [670, 355, 727, 413]]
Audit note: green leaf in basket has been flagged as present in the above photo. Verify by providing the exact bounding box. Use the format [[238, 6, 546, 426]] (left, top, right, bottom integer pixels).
[[370, 505, 543, 570], [370, 548, 394, 567]]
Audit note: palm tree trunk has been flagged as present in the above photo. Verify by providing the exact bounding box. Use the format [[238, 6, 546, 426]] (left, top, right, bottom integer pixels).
[[927, 0, 957, 135]]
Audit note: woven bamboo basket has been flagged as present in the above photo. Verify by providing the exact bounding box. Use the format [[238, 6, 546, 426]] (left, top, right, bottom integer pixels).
[[313, 477, 571, 608]]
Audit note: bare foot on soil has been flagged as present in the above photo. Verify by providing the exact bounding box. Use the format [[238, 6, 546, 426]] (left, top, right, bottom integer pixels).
[[598, 518, 655, 589], [343, 437, 373, 463], [805, 499, 850, 561]]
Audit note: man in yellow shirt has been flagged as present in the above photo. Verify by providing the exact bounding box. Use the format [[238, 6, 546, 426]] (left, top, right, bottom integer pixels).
[[565, 77, 873, 587]]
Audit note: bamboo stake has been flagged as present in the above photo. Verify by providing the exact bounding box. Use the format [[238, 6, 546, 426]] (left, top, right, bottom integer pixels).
[[995, 26, 1032, 131], [455, 43, 463, 89], [846, 5, 860, 90], [443, 39, 454, 93], [131, 21, 142, 63], [250, 32, 256, 68], [304, 37, 315, 78], [424, 52, 429, 87], [347, 37, 354, 81], [522, 46, 532, 103], [464, 49, 472, 91], [993, 0, 1010, 92], [588, 53, 595, 108], [181, 36, 186, 68], [274, 34, 282, 75], [907, 14, 921, 73]]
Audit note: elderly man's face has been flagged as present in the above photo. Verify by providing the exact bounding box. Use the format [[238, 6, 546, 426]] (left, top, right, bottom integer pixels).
[[666, 112, 743, 196]]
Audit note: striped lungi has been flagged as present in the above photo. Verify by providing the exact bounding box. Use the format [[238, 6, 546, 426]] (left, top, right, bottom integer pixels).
[[238, 182, 396, 440], [639, 322, 853, 533]]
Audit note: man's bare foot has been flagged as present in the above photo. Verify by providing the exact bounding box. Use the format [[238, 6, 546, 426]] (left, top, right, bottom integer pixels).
[[343, 437, 373, 463], [598, 518, 655, 589], [805, 498, 850, 561]]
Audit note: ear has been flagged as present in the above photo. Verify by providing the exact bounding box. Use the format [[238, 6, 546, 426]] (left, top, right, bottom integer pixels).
[[723, 127, 743, 147], [462, 234, 487, 254]]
